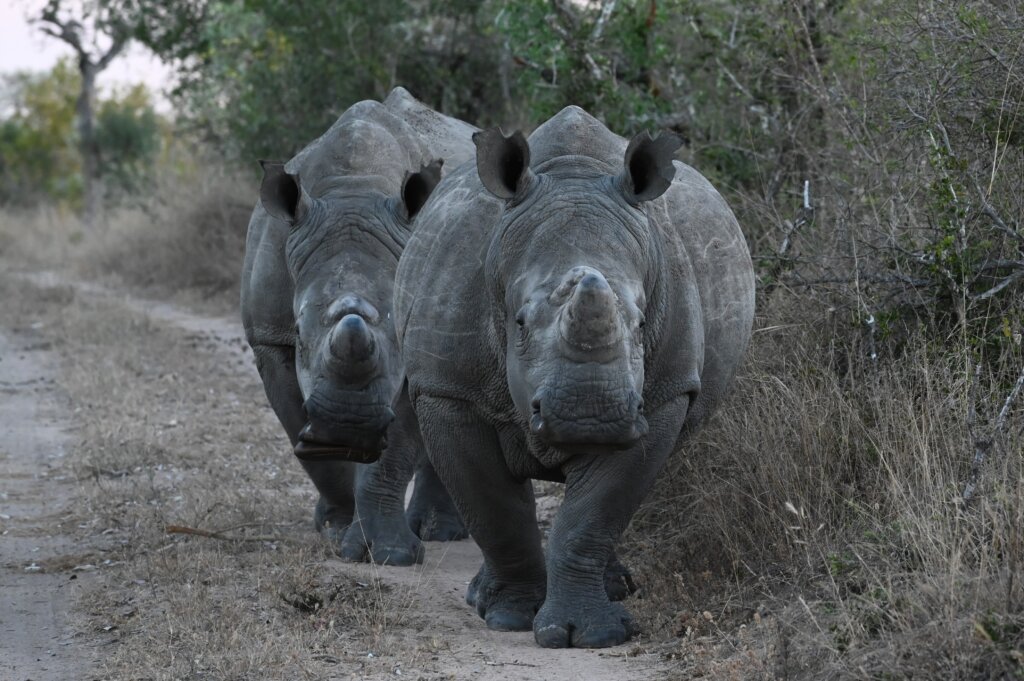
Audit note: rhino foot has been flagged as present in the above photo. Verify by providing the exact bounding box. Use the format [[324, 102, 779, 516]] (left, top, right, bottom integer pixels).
[[406, 505, 468, 541], [533, 599, 638, 649], [313, 496, 354, 546], [338, 516, 425, 566], [466, 563, 545, 631], [604, 554, 638, 602]]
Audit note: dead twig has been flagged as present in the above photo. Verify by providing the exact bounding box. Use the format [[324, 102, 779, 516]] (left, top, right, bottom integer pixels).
[[165, 524, 290, 544], [962, 364, 1024, 503], [763, 180, 814, 296]]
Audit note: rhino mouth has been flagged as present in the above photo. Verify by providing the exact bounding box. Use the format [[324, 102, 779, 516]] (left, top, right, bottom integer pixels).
[[529, 386, 647, 453], [293, 424, 386, 464]]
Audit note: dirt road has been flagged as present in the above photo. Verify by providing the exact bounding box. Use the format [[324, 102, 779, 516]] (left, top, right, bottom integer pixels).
[[0, 320, 91, 680], [0, 271, 673, 680]]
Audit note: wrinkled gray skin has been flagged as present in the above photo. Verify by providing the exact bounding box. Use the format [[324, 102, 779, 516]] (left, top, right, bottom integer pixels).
[[395, 107, 755, 646], [241, 88, 475, 565]]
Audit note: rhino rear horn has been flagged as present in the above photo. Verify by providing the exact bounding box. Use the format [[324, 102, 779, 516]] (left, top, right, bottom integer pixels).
[[473, 128, 535, 200], [619, 131, 682, 206], [259, 161, 310, 224], [401, 159, 444, 221]]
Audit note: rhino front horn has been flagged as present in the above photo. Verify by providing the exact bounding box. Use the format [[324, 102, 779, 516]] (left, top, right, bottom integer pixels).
[[559, 271, 621, 350], [329, 314, 377, 367]]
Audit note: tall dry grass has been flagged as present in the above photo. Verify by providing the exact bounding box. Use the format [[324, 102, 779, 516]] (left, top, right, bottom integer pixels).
[[0, 163, 252, 308], [625, 295, 1024, 678]]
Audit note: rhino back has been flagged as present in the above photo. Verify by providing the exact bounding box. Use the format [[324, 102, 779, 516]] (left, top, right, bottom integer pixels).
[[285, 101, 424, 197], [527, 106, 627, 169], [653, 161, 755, 433], [383, 87, 478, 170]]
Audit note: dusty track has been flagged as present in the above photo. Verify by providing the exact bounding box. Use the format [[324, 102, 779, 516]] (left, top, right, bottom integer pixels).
[[1, 271, 671, 680], [0, 324, 86, 680]]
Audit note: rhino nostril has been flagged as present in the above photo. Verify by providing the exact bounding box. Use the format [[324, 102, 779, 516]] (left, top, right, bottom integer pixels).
[[531, 397, 542, 414]]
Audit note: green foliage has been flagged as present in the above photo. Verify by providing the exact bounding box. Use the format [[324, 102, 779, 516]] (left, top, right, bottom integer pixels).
[[0, 59, 162, 207], [107, 0, 1024, 356], [96, 85, 162, 194], [167, 0, 531, 162], [0, 61, 81, 204]]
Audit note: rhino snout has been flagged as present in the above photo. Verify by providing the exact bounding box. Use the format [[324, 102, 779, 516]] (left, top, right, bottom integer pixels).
[[294, 402, 396, 463], [329, 314, 377, 364]]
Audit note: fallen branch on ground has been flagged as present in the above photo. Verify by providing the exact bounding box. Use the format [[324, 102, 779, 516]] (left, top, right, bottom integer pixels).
[[165, 524, 291, 543]]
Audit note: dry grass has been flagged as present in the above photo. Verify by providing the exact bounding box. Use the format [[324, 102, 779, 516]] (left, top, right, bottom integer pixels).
[[0, 164, 251, 313], [0, 276, 426, 680], [624, 298, 1024, 679]]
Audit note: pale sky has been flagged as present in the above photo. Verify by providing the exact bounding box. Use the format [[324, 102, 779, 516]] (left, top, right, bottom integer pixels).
[[0, 0, 173, 107]]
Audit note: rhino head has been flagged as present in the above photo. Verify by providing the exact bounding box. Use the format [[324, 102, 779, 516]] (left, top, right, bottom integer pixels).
[[259, 159, 442, 462], [474, 127, 681, 456]]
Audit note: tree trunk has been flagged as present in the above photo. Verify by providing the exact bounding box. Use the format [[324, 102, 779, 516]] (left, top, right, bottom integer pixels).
[[76, 60, 102, 232]]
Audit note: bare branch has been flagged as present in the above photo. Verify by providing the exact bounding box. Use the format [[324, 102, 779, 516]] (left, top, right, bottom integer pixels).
[[973, 177, 1023, 243], [591, 0, 619, 42], [37, 9, 86, 57], [963, 365, 1024, 503], [165, 524, 292, 544], [96, 35, 128, 71], [971, 268, 1024, 301], [549, 0, 605, 81]]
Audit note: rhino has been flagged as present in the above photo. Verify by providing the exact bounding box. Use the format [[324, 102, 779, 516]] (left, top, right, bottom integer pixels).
[[241, 87, 476, 565], [394, 106, 755, 647]]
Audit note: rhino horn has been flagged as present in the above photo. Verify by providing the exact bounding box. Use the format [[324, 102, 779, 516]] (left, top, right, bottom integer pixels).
[[559, 271, 621, 350], [328, 314, 377, 365]]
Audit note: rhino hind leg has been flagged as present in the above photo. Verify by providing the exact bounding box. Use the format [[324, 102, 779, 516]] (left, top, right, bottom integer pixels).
[[406, 458, 468, 541], [338, 388, 424, 566], [415, 395, 547, 631]]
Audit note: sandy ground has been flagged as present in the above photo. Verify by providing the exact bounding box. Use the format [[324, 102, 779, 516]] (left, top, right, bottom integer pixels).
[[0, 321, 94, 680], [0, 271, 673, 680]]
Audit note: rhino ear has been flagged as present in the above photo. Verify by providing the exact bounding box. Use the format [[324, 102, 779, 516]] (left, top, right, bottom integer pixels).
[[259, 160, 310, 224], [619, 131, 682, 206], [400, 159, 444, 221], [473, 128, 535, 200]]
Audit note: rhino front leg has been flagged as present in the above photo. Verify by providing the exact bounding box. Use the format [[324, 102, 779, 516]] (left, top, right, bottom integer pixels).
[[604, 550, 638, 602], [252, 343, 355, 543], [415, 396, 547, 631], [339, 387, 424, 565], [534, 396, 689, 649], [407, 455, 468, 541]]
